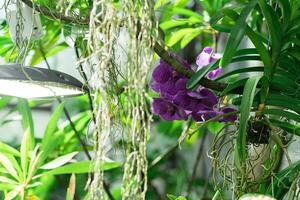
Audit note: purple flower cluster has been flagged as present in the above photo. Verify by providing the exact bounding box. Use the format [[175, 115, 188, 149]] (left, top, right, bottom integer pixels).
[[151, 47, 237, 122]]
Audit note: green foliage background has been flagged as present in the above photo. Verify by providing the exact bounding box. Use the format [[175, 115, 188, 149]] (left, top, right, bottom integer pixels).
[[0, 0, 300, 199]]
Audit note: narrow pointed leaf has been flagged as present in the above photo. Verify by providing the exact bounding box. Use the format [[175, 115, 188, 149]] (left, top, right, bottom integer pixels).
[[187, 60, 218, 89], [269, 119, 300, 136], [18, 99, 35, 149], [180, 30, 200, 48], [0, 153, 19, 181], [41, 103, 64, 157], [266, 94, 300, 114], [222, 9, 272, 77], [160, 20, 188, 30], [0, 141, 20, 157], [66, 174, 76, 200], [263, 109, 300, 123], [0, 176, 18, 184], [258, 0, 282, 58], [220, 0, 258, 67], [215, 66, 263, 81], [167, 28, 198, 47], [40, 152, 79, 170], [20, 128, 33, 177], [235, 75, 262, 169], [43, 161, 121, 175]]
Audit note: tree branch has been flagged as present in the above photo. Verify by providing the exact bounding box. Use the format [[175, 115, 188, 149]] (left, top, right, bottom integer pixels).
[[21, 0, 89, 25]]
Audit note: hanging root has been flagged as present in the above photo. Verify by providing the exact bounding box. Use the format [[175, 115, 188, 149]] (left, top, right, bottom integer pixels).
[[86, 1, 121, 199], [85, 0, 157, 199], [209, 120, 290, 198], [120, 1, 157, 199]]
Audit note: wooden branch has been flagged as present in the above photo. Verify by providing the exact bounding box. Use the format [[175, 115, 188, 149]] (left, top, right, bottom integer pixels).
[[21, 0, 89, 25]]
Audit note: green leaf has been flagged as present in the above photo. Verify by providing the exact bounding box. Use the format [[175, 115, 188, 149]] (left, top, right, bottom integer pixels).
[[271, 74, 297, 93], [43, 161, 121, 175], [266, 93, 300, 114], [154, 0, 170, 9], [212, 24, 232, 33], [0, 153, 19, 181], [258, 0, 282, 58], [221, 78, 248, 95], [18, 99, 35, 149], [0, 37, 13, 45], [235, 48, 258, 56], [160, 19, 188, 30], [4, 153, 22, 180], [222, 9, 272, 77], [165, 7, 203, 19], [43, 103, 65, 139], [0, 176, 18, 185], [30, 42, 68, 65], [266, 161, 300, 198], [215, 66, 263, 81], [0, 97, 11, 109], [20, 128, 34, 178], [269, 119, 300, 136], [187, 54, 262, 90], [167, 28, 199, 47], [174, 0, 189, 7], [167, 194, 177, 200], [220, 0, 258, 67], [263, 109, 300, 123], [210, 11, 225, 26], [187, 60, 218, 89], [4, 189, 19, 200], [0, 176, 18, 184], [27, 146, 41, 182], [180, 30, 200, 48], [212, 190, 222, 200], [40, 152, 78, 170], [278, 0, 291, 29], [0, 184, 14, 191], [235, 75, 262, 169], [66, 174, 76, 200], [207, 122, 225, 135], [286, 47, 300, 62], [0, 141, 20, 157], [40, 103, 64, 163], [167, 194, 187, 200]]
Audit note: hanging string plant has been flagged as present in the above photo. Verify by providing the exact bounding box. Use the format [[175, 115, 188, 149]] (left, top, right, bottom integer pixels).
[[86, 0, 157, 199], [120, 1, 157, 199], [86, 1, 121, 199]]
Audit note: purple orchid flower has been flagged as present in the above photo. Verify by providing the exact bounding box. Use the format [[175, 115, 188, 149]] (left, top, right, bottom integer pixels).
[[191, 110, 222, 122], [219, 107, 238, 122], [151, 52, 237, 123], [152, 98, 187, 121], [196, 47, 222, 80]]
